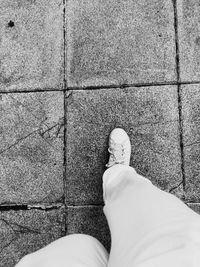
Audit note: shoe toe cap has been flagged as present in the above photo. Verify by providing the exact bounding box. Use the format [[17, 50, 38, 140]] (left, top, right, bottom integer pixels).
[[110, 128, 129, 143]]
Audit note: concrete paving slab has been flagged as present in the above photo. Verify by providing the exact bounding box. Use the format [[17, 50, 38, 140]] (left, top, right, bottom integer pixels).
[[66, 0, 176, 87], [183, 145, 200, 202], [188, 203, 200, 215], [0, 0, 64, 91], [181, 84, 200, 201], [0, 92, 64, 204], [177, 0, 200, 81], [181, 84, 200, 145], [0, 207, 65, 267], [67, 206, 110, 251], [66, 86, 182, 205]]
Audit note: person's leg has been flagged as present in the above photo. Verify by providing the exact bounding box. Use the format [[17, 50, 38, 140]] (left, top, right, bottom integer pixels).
[[15, 234, 108, 267], [103, 128, 200, 267]]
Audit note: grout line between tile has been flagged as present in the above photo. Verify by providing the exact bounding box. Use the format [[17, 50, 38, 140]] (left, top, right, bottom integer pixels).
[[63, 0, 67, 89], [177, 84, 186, 190], [3, 80, 200, 94], [66, 81, 195, 90], [63, 0, 69, 235], [67, 204, 104, 208], [63, 91, 68, 234], [173, 0, 186, 191], [62, 0, 67, 236], [173, 0, 180, 82]]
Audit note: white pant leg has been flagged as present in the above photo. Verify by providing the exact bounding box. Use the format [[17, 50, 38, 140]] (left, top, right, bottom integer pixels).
[[15, 234, 108, 267], [103, 164, 200, 267]]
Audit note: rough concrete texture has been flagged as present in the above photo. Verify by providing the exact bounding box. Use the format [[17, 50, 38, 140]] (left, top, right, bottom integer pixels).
[[183, 145, 200, 202], [67, 206, 110, 251], [0, 0, 64, 91], [181, 85, 200, 145], [0, 92, 64, 204], [181, 85, 200, 201], [66, 0, 176, 87], [0, 207, 65, 267], [188, 203, 200, 215], [66, 86, 183, 205], [177, 0, 200, 81]]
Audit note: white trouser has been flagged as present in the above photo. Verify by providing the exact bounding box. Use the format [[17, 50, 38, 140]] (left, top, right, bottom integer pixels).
[[103, 165, 200, 267], [16, 165, 200, 267], [15, 234, 108, 267]]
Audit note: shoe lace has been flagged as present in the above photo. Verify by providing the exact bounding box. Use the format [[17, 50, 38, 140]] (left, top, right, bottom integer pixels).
[[108, 143, 125, 164]]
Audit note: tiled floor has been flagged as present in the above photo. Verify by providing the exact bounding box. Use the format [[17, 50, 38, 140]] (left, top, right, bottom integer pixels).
[[1, 0, 200, 266]]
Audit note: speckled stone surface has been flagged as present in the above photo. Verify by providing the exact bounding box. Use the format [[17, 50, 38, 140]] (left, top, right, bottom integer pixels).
[[66, 0, 176, 87], [67, 206, 110, 251], [0, 92, 64, 204], [0, 0, 64, 91], [177, 0, 200, 81], [188, 203, 200, 215], [184, 145, 200, 202], [181, 84, 200, 201], [0, 207, 65, 267], [65, 86, 183, 205], [181, 85, 200, 145]]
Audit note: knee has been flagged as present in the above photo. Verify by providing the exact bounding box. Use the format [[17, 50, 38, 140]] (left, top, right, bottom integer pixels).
[[64, 234, 103, 248], [15, 234, 108, 267]]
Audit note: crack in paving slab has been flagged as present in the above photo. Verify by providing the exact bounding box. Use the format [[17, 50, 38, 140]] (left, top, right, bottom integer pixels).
[[0, 203, 64, 211], [0, 117, 64, 155], [0, 131, 37, 155]]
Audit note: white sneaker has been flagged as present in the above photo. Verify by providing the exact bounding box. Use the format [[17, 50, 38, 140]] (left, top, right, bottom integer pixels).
[[106, 128, 131, 168]]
